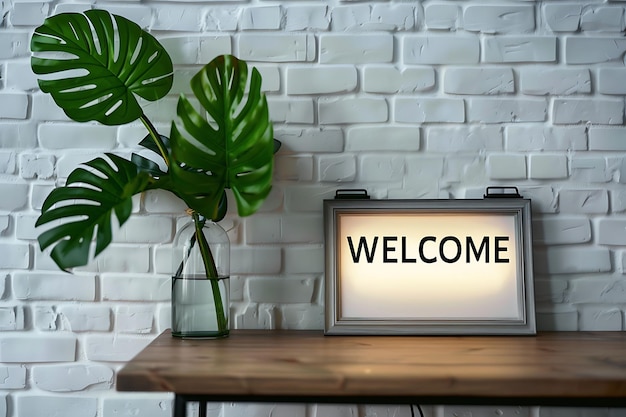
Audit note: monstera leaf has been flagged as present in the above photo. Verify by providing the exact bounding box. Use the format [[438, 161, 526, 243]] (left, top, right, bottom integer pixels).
[[30, 9, 173, 125], [36, 154, 160, 270], [169, 55, 274, 221]]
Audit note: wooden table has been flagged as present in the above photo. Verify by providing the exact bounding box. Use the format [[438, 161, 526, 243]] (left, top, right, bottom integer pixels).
[[117, 330, 626, 417]]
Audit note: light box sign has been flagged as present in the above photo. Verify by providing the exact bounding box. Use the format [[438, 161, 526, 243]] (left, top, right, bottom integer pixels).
[[324, 197, 536, 335]]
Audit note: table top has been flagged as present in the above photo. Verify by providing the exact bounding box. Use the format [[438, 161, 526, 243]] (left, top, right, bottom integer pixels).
[[116, 330, 626, 406]]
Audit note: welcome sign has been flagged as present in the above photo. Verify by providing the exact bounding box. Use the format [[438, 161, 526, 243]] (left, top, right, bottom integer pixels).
[[324, 195, 536, 335]]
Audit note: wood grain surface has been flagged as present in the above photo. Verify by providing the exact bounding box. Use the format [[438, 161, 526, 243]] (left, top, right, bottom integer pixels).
[[116, 330, 626, 405]]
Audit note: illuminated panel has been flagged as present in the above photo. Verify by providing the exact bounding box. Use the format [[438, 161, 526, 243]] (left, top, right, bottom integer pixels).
[[337, 212, 521, 321]]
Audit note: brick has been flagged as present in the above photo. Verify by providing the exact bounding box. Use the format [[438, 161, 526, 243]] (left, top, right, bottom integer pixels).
[[528, 154, 568, 179], [10, 2, 50, 26], [274, 128, 344, 153], [0, 182, 28, 211], [13, 272, 95, 301], [580, 6, 625, 32], [151, 4, 205, 31], [570, 157, 612, 183], [612, 190, 626, 213], [0, 365, 26, 389], [553, 98, 624, 125], [284, 246, 324, 274], [238, 33, 314, 62], [284, 5, 330, 31], [19, 153, 55, 179], [532, 217, 591, 245], [464, 5, 534, 33], [0, 31, 30, 59], [0, 216, 9, 235], [358, 155, 405, 182], [34, 305, 58, 331], [598, 68, 626, 95], [75, 245, 151, 273], [405, 156, 445, 187], [331, 4, 416, 31], [404, 35, 479, 64], [203, 6, 240, 31], [160, 36, 232, 65], [579, 306, 623, 331], [570, 279, 626, 304], [559, 189, 609, 214], [286, 66, 357, 95], [234, 304, 275, 329], [38, 124, 117, 150], [534, 278, 568, 304], [58, 305, 111, 332], [274, 155, 314, 181], [101, 6, 152, 28], [269, 98, 315, 124], [5, 61, 38, 91], [143, 189, 189, 214], [566, 37, 626, 64], [255, 65, 281, 92], [445, 406, 531, 417], [85, 335, 153, 362], [0, 242, 30, 269], [230, 247, 281, 274], [487, 154, 527, 180], [396, 98, 464, 123], [426, 125, 503, 152], [313, 405, 359, 417], [248, 276, 315, 303], [483, 36, 556, 63], [318, 154, 356, 182], [534, 246, 611, 274], [468, 98, 547, 123], [543, 4, 582, 32], [505, 126, 587, 152], [115, 305, 154, 334], [32, 364, 114, 391], [241, 6, 282, 30], [346, 126, 420, 152], [55, 152, 103, 178], [363, 66, 435, 94], [102, 396, 173, 417], [424, 4, 460, 30], [246, 214, 323, 244], [31, 93, 71, 121], [0, 335, 76, 362], [225, 403, 306, 417], [101, 274, 170, 301], [0, 306, 25, 331], [113, 216, 173, 244], [598, 219, 626, 245], [536, 307, 578, 331], [319, 97, 388, 124], [284, 186, 335, 212], [17, 396, 97, 417], [444, 68, 514, 95], [320, 34, 393, 64], [521, 68, 591, 95], [282, 304, 324, 329], [0, 122, 37, 148]]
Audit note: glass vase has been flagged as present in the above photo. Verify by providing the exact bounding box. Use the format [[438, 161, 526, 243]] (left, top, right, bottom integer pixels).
[[171, 213, 230, 339]]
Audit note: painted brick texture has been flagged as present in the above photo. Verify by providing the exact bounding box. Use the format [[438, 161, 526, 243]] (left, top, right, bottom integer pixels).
[[1, 1, 626, 417]]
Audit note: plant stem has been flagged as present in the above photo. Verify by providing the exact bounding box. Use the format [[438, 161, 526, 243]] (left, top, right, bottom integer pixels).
[[140, 113, 170, 168], [192, 212, 228, 333]]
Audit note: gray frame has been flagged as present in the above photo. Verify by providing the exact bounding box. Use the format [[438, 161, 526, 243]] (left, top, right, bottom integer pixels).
[[323, 198, 536, 335]]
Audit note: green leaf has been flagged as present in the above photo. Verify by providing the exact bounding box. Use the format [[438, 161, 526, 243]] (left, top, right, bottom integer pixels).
[[36, 153, 156, 270], [31, 9, 173, 126], [169, 55, 274, 220]]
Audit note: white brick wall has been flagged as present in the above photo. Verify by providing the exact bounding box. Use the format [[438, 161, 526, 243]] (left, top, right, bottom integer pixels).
[[1, 1, 626, 416]]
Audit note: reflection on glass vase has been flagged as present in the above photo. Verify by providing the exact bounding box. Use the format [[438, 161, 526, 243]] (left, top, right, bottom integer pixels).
[[172, 212, 230, 339]]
